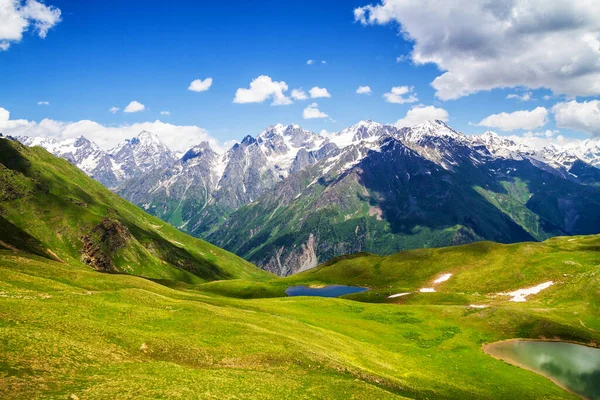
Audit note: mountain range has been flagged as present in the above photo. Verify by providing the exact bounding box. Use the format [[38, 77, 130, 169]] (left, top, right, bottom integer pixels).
[[17, 120, 600, 275], [4, 133, 600, 400]]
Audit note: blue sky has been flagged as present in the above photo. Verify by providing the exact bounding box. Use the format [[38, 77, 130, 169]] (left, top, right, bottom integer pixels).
[[1, 0, 599, 151]]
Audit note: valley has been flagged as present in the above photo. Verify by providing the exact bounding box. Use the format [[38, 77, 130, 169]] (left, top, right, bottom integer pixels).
[[1, 136, 599, 399]]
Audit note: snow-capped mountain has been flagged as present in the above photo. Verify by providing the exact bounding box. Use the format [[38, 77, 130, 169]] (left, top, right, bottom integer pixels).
[[109, 131, 177, 180], [207, 125, 600, 275], [19, 135, 122, 188], [256, 123, 327, 178], [575, 137, 600, 167], [19, 131, 177, 188]]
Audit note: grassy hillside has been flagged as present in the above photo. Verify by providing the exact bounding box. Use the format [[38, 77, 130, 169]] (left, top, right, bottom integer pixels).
[[1, 137, 599, 399], [1, 246, 595, 399], [0, 138, 269, 283], [199, 234, 600, 306]]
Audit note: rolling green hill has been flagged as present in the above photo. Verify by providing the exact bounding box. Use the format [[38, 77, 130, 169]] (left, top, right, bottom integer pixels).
[[0, 138, 269, 283]]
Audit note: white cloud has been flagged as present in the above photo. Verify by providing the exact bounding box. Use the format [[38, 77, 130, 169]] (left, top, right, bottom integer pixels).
[[394, 105, 449, 127], [383, 86, 418, 104], [0, 106, 221, 153], [522, 129, 559, 138], [160, 111, 171, 116], [188, 77, 213, 92], [321, 60, 327, 64], [291, 88, 308, 100], [233, 75, 292, 105], [506, 132, 577, 150], [506, 92, 533, 101], [37, 101, 49, 105], [309, 86, 331, 98], [552, 100, 600, 136], [356, 86, 372, 95], [109, 106, 120, 114], [0, 0, 61, 51], [303, 103, 328, 119], [123, 101, 145, 113], [477, 107, 548, 131], [355, 0, 600, 100], [222, 139, 239, 150], [306, 59, 315, 65]]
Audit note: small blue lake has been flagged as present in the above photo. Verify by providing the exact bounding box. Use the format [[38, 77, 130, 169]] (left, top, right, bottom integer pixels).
[[285, 285, 368, 297]]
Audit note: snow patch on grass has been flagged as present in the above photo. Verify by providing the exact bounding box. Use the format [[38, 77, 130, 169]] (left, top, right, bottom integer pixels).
[[500, 281, 554, 302], [434, 273, 452, 284], [388, 293, 410, 298], [419, 288, 436, 293]]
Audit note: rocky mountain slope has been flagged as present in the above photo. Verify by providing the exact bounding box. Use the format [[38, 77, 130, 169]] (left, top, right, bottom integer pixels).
[[209, 124, 600, 275]]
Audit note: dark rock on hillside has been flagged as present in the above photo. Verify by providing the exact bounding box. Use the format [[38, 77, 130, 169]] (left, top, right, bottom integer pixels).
[[81, 218, 132, 272]]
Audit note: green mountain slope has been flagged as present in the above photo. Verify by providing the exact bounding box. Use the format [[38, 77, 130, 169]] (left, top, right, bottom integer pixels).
[[0, 138, 270, 283]]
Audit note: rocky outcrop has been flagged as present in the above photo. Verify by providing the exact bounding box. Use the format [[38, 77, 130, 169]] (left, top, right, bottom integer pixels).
[[81, 218, 131, 272]]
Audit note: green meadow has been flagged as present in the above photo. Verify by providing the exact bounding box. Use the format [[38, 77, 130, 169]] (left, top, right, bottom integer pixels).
[[1, 138, 599, 399]]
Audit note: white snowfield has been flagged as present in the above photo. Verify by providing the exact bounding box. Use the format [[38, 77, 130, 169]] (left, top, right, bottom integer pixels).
[[387, 293, 410, 298], [500, 281, 554, 302], [433, 273, 452, 284], [469, 305, 489, 309], [419, 288, 436, 293]]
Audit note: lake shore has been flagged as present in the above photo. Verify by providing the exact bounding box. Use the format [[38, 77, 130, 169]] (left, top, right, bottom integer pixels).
[[482, 339, 599, 400]]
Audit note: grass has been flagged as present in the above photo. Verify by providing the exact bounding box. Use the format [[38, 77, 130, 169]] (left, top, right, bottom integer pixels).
[[1, 138, 599, 399], [1, 249, 593, 399]]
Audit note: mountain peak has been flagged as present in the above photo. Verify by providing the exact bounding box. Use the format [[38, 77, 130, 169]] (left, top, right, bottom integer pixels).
[[259, 123, 306, 139], [181, 142, 216, 163], [241, 135, 256, 145], [133, 130, 161, 145]]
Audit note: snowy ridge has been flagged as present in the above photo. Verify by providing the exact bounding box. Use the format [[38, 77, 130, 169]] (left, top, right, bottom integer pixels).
[[19, 119, 600, 200]]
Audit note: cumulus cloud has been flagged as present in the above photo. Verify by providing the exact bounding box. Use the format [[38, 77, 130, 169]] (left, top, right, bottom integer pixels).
[[552, 100, 600, 136], [188, 77, 213, 92], [523, 129, 559, 138], [356, 86, 372, 95], [0, 0, 61, 51], [37, 101, 49, 105], [506, 132, 577, 150], [291, 88, 308, 100], [506, 92, 533, 101], [303, 103, 328, 119], [0, 106, 221, 153], [394, 104, 448, 128], [477, 107, 548, 131], [309, 86, 331, 98], [355, 0, 600, 100], [160, 111, 171, 116], [109, 106, 120, 114], [394, 105, 449, 127], [383, 86, 418, 104], [123, 101, 145, 113], [233, 75, 292, 105], [306, 59, 315, 65]]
